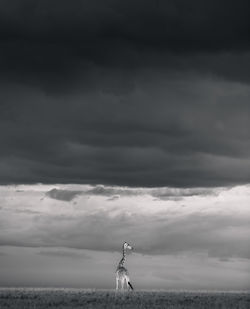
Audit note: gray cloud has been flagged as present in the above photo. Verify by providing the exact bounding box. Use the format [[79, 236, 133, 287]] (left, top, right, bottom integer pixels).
[[151, 188, 219, 200], [1, 208, 249, 260], [38, 249, 90, 259], [86, 185, 142, 196], [45, 188, 82, 201], [44, 185, 220, 201], [106, 195, 120, 201]]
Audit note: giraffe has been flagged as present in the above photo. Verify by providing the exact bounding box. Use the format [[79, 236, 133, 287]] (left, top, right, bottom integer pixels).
[[115, 241, 134, 291]]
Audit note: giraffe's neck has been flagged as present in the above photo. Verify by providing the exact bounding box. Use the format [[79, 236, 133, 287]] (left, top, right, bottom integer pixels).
[[118, 247, 126, 268]]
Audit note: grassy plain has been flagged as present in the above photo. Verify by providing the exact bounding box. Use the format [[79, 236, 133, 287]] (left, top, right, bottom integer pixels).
[[0, 288, 249, 309]]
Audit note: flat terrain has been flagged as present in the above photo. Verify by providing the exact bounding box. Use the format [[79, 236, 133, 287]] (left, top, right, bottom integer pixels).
[[0, 288, 249, 309]]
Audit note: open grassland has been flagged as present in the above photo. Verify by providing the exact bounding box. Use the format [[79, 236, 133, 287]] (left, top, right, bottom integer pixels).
[[0, 288, 249, 309]]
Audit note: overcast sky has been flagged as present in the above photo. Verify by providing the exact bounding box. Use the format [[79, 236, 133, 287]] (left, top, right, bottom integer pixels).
[[0, 1, 250, 290]]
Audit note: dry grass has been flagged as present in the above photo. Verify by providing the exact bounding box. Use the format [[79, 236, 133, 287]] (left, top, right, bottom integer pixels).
[[0, 288, 249, 309]]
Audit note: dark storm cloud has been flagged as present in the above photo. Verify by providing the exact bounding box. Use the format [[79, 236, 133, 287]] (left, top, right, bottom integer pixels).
[[1, 81, 250, 187], [0, 0, 250, 87], [0, 1, 250, 187], [0, 0, 249, 51]]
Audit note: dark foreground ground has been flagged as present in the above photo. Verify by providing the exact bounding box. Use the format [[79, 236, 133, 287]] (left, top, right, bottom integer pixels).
[[0, 288, 249, 309]]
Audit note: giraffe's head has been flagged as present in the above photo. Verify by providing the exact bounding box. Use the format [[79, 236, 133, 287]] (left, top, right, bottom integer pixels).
[[123, 241, 133, 250]]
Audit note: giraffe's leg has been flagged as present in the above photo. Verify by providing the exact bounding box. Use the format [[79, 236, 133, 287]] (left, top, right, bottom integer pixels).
[[125, 276, 129, 290], [116, 277, 119, 290], [121, 278, 125, 291]]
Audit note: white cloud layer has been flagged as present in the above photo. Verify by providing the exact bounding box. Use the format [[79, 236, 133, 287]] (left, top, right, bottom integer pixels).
[[0, 184, 250, 289]]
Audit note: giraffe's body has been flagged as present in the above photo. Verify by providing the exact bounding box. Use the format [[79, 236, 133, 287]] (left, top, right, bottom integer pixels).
[[115, 242, 134, 291]]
